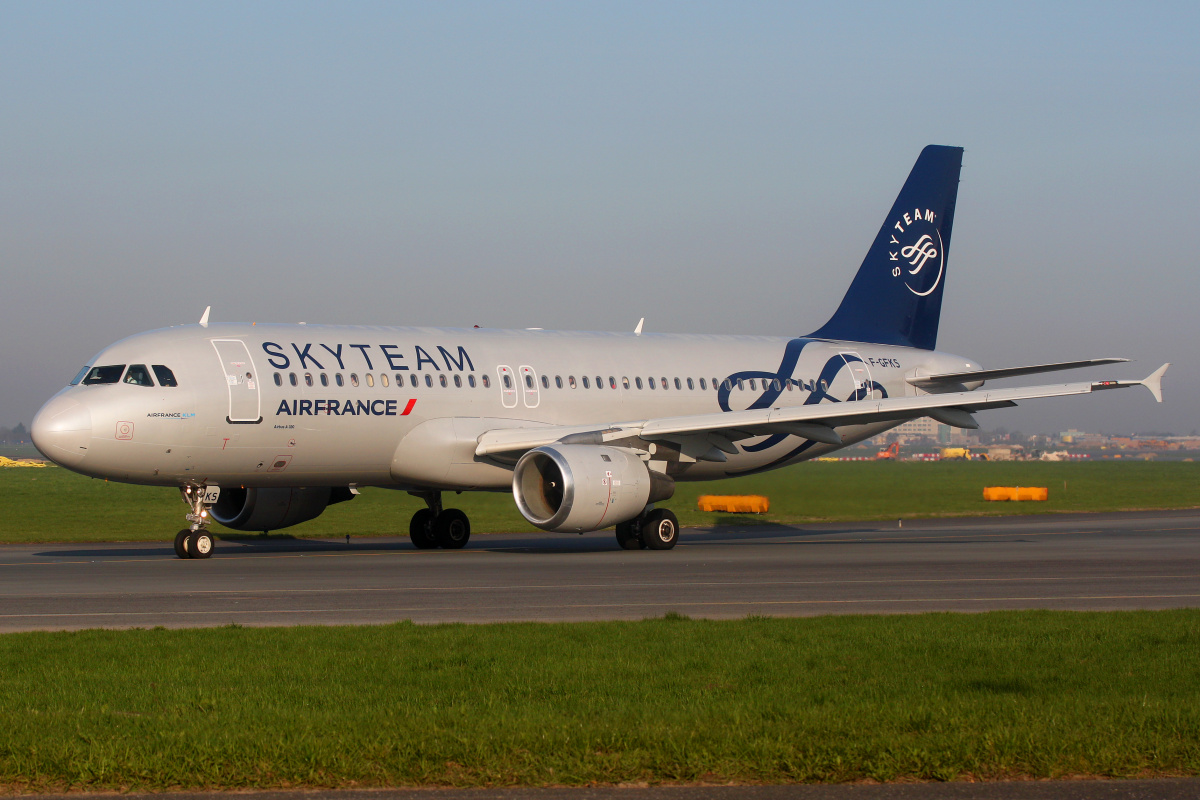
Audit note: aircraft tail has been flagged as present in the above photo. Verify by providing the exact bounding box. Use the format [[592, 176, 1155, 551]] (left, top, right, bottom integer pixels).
[[808, 145, 964, 350]]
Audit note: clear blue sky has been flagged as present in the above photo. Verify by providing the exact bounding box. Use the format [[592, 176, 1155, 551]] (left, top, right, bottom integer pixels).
[[2, 1, 1197, 435]]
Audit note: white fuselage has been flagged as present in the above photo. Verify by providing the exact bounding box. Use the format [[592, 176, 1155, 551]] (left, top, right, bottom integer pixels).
[[33, 322, 980, 490]]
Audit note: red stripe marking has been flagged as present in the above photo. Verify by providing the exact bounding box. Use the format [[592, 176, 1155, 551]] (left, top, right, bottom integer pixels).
[[401, 398, 417, 416]]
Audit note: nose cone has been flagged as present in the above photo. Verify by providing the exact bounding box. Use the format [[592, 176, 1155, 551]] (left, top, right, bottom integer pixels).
[[31, 394, 92, 468]]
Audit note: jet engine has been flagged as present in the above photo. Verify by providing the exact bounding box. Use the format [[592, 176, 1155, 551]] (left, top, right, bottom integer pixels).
[[210, 487, 355, 532], [512, 444, 674, 533]]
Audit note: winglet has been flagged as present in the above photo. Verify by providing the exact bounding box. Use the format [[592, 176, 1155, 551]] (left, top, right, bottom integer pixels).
[[634, 318, 644, 336], [1142, 363, 1169, 403], [199, 306, 211, 327]]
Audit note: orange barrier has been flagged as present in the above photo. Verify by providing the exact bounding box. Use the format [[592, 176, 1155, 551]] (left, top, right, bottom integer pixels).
[[983, 486, 1048, 501], [697, 495, 770, 513]]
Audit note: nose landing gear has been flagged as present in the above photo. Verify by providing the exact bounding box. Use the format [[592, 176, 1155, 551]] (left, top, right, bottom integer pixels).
[[175, 485, 215, 559], [408, 491, 471, 549]]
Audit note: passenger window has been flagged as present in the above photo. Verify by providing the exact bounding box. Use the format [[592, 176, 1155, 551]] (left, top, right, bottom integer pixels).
[[482, 374, 491, 388], [382, 373, 390, 387], [124, 364, 155, 386], [410, 375, 419, 388], [152, 365, 178, 387], [820, 379, 828, 392], [524, 374, 534, 389], [289, 373, 298, 386], [425, 374, 433, 388], [305, 372, 314, 387], [712, 378, 719, 390], [569, 376, 577, 389], [786, 380, 794, 391], [351, 374, 359, 387], [675, 378, 682, 390], [320, 373, 329, 387], [622, 377, 630, 389], [83, 365, 126, 385], [749, 379, 756, 391], [273, 372, 282, 386], [686, 378, 694, 390], [539, 375, 547, 389], [336, 373, 344, 387], [609, 376, 616, 389], [699, 378, 706, 390], [502, 374, 512, 389], [468, 374, 476, 388], [596, 376, 603, 389], [773, 379, 781, 391], [366, 373, 375, 387], [738, 379, 745, 391], [439, 374, 448, 387], [648, 377, 655, 390], [635, 377, 643, 389], [582, 376, 590, 389], [453, 374, 462, 388], [661, 377, 669, 390], [555, 375, 563, 389]]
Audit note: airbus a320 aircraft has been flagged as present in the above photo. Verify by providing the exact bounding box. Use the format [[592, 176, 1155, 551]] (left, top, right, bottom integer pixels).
[[31, 146, 1168, 559]]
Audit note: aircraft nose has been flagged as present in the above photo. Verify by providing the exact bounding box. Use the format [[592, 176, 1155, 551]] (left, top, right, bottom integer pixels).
[[31, 394, 92, 467]]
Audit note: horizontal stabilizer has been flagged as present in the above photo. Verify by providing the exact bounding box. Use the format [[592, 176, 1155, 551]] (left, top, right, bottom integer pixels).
[[908, 358, 1129, 389]]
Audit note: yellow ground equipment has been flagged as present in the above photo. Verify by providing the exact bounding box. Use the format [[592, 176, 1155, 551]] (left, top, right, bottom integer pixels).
[[697, 495, 770, 513], [983, 486, 1048, 502], [0, 456, 47, 467]]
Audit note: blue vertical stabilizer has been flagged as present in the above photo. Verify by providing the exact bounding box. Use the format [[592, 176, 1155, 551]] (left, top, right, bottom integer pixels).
[[808, 145, 963, 350]]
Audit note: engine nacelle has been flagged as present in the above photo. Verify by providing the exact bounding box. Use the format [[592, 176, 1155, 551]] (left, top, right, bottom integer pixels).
[[512, 444, 674, 533], [210, 487, 354, 532]]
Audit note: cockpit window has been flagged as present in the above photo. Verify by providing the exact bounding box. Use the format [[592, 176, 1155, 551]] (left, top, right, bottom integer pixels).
[[82, 365, 126, 385], [152, 365, 178, 387], [123, 364, 155, 386], [70, 366, 91, 386]]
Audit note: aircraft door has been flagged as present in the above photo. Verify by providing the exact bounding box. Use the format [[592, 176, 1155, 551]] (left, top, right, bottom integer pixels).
[[497, 365, 518, 409], [212, 339, 262, 423], [839, 351, 875, 401], [519, 365, 540, 408]]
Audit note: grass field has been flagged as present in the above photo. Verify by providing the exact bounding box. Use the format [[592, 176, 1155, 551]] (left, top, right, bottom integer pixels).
[[1, 611, 1198, 790], [1, 461, 1198, 544]]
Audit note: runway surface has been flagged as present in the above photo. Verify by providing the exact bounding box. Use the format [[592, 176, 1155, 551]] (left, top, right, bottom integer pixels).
[[2, 510, 1199, 631]]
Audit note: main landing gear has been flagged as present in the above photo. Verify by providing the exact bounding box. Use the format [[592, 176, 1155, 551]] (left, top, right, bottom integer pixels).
[[175, 485, 215, 560], [408, 491, 471, 550], [614, 508, 680, 551]]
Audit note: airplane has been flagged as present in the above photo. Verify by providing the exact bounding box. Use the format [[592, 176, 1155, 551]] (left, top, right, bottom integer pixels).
[[30, 145, 1169, 559]]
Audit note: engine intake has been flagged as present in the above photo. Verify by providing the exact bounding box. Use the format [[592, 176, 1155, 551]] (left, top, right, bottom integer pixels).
[[512, 444, 674, 533], [210, 487, 354, 532]]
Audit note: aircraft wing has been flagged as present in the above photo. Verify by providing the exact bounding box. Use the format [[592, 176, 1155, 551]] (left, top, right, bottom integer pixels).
[[475, 363, 1169, 458], [907, 357, 1130, 390]]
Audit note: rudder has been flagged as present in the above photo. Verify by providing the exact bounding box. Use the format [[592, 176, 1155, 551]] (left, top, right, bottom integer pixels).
[[808, 145, 963, 350]]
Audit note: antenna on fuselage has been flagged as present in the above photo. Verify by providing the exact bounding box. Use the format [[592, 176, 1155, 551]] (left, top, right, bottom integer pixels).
[[199, 306, 211, 327], [634, 318, 644, 336]]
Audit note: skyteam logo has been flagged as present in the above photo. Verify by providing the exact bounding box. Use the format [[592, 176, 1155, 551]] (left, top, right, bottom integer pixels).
[[888, 207, 943, 297]]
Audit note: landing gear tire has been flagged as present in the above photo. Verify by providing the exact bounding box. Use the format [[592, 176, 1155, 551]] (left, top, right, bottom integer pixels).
[[435, 509, 471, 549], [641, 509, 680, 550], [174, 529, 192, 559], [409, 508, 439, 549], [615, 521, 645, 550], [190, 530, 214, 559]]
